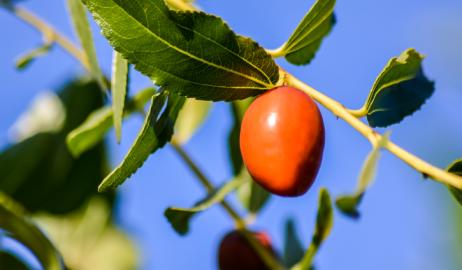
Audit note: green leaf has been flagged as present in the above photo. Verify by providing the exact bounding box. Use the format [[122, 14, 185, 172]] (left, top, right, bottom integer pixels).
[[226, 99, 271, 214], [292, 188, 333, 270], [174, 99, 211, 144], [66, 87, 155, 157], [228, 98, 253, 175], [67, 0, 107, 90], [363, 49, 434, 127], [446, 159, 462, 206], [98, 91, 185, 192], [111, 51, 129, 143], [283, 219, 305, 268], [279, 0, 335, 65], [15, 43, 52, 70], [82, 0, 279, 101], [335, 132, 390, 219], [164, 174, 245, 235], [0, 78, 111, 214], [0, 193, 63, 270], [34, 197, 139, 270], [236, 169, 270, 214]]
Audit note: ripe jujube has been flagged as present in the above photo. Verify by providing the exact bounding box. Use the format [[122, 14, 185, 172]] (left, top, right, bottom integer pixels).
[[240, 86, 325, 197], [218, 230, 274, 270]]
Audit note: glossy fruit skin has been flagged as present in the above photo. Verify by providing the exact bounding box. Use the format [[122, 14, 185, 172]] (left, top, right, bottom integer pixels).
[[240, 86, 325, 197], [218, 230, 274, 270]]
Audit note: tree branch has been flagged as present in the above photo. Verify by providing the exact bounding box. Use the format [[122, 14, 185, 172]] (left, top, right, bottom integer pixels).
[[286, 72, 462, 190]]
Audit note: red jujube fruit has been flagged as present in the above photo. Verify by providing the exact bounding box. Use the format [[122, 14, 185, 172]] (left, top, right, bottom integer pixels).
[[240, 86, 325, 197], [218, 230, 274, 270]]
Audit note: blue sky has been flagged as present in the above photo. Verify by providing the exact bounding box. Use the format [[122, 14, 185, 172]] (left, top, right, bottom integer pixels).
[[1, 0, 462, 269]]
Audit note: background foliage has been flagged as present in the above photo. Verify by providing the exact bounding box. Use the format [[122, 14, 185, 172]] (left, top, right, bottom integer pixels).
[[0, 0, 461, 269]]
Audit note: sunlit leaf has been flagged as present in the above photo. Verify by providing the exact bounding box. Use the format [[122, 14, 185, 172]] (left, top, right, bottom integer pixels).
[[67, 0, 107, 90], [363, 49, 434, 127], [66, 87, 155, 157], [278, 0, 335, 65], [292, 188, 333, 270], [8, 91, 65, 142], [283, 219, 304, 268], [111, 51, 129, 143], [335, 132, 390, 218], [447, 159, 462, 206], [164, 175, 245, 235], [15, 43, 52, 70], [35, 198, 138, 270], [0, 193, 63, 270], [174, 99, 211, 144], [98, 91, 185, 192], [82, 0, 279, 101]]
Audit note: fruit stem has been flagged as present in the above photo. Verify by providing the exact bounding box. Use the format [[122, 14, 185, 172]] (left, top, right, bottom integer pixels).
[[285, 72, 462, 190], [170, 141, 286, 270], [2, 4, 90, 71]]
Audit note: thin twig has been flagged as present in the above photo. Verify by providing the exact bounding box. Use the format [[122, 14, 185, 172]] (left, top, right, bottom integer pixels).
[[3, 4, 89, 70], [170, 140, 286, 270]]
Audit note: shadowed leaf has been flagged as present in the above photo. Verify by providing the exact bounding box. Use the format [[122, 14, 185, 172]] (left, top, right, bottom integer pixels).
[[292, 188, 333, 270], [447, 159, 462, 206], [363, 49, 434, 127], [98, 91, 185, 192], [0, 78, 110, 214], [283, 219, 304, 268]]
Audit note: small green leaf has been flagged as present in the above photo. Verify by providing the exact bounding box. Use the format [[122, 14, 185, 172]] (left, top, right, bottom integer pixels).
[[446, 159, 462, 206], [111, 51, 129, 143], [236, 169, 270, 214], [174, 99, 211, 144], [292, 188, 333, 270], [164, 175, 245, 235], [312, 189, 333, 246], [283, 219, 305, 268], [15, 43, 52, 70], [98, 91, 185, 192], [335, 195, 362, 219], [363, 49, 434, 127], [66, 87, 155, 157], [279, 0, 335, 65], [82, 0, 279, 101], [0, 193, 63, 270], [335, 132, 390, 219], [67, 0, 107, 90]]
